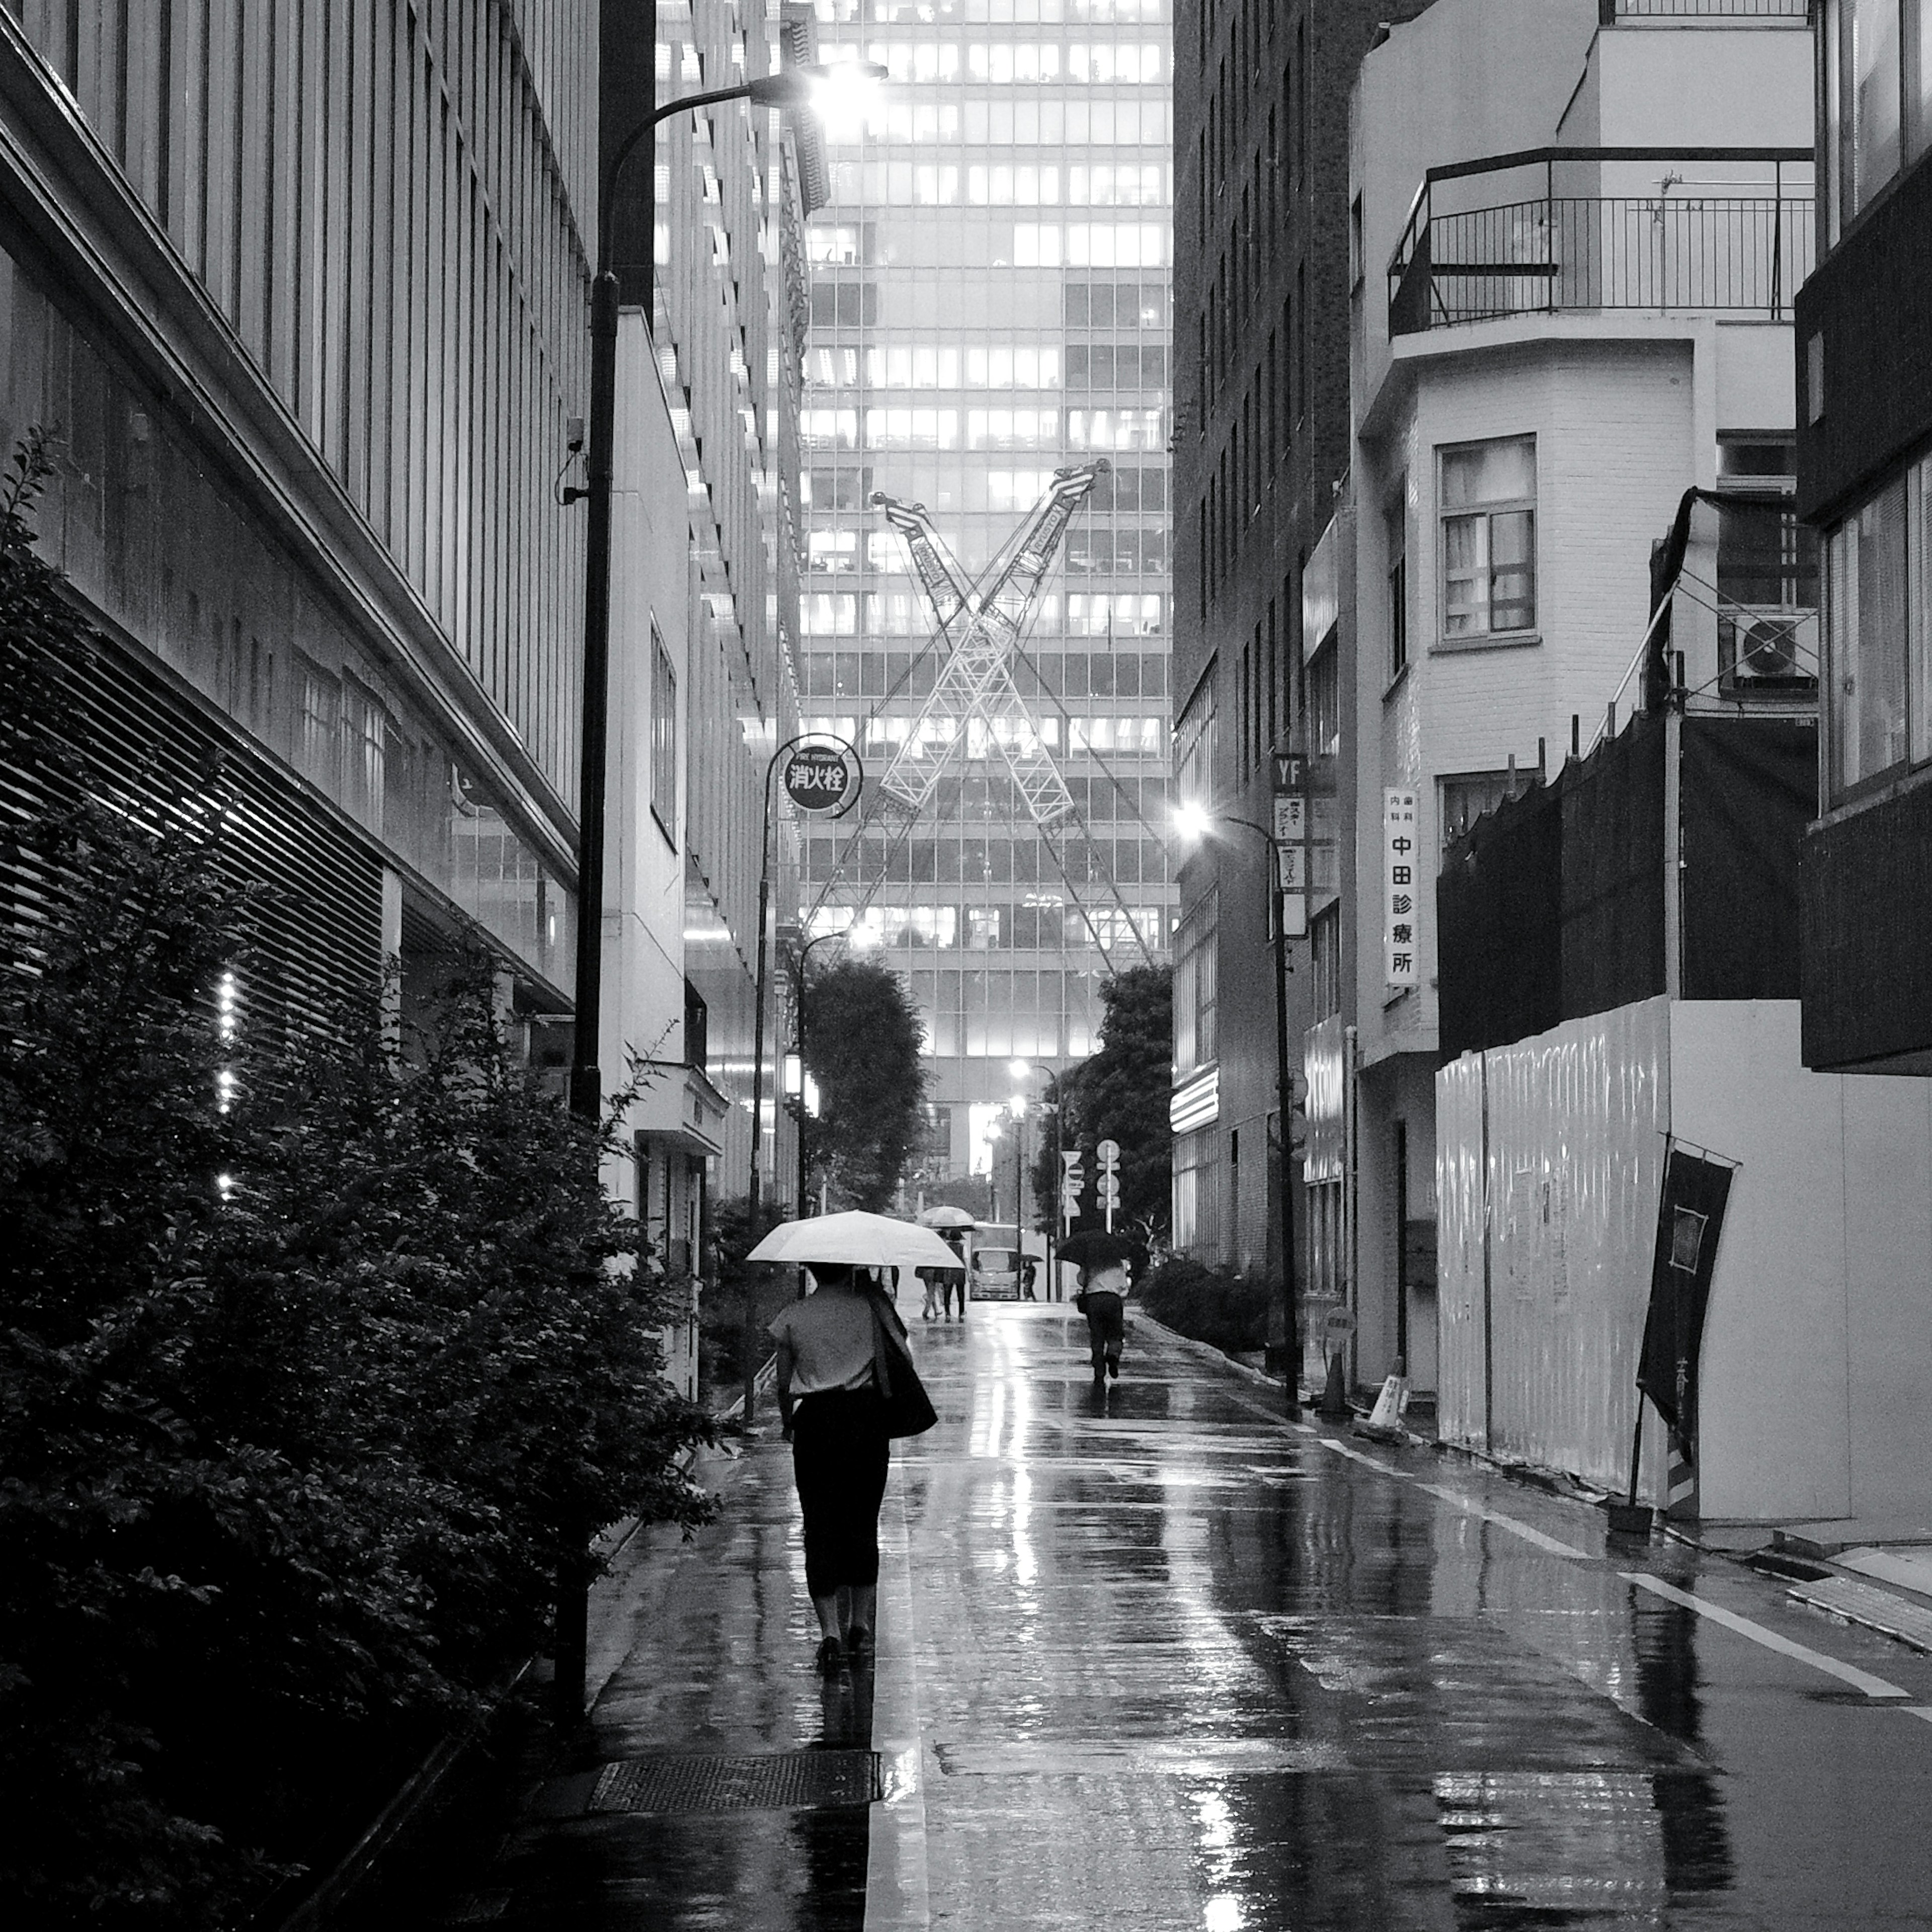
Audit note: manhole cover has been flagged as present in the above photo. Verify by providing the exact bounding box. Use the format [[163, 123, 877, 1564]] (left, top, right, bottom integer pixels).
[[587, 1750, 882, 1814]]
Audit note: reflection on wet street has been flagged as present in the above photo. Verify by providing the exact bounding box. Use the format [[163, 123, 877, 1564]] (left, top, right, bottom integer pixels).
[[409, 1306, 1932, 1928]]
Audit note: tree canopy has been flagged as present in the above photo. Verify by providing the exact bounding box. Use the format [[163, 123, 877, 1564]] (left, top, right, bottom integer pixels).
[[801, 955, 929, 1213], [1031, 962, 1173, 1244]]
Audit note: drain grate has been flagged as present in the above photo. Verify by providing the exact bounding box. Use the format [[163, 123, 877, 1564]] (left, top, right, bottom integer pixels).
[[587, 1749, 883, 1815]]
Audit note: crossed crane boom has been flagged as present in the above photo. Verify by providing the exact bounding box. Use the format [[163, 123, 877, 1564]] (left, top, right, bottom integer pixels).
[[807, 461, 1156, 976]]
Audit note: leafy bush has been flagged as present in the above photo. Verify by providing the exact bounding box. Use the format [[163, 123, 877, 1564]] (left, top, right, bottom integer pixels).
[[1138, 1256, 1271, 1355], [0, 442, 715, 1929]]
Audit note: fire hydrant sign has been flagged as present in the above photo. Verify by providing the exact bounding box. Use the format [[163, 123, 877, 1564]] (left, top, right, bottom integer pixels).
[[1383, 788, 1419, 987]]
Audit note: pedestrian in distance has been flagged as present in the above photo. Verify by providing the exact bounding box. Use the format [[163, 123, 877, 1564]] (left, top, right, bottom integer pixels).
[[1076, 1252, 1130, 1390], [1021, 1254, 1039, 1301], [918, 1264, 941, 1321], [771, 1263, 894, 1676], [940, 1227, 968, 1322]]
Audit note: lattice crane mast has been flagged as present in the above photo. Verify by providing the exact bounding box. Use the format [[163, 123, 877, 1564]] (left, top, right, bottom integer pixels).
[[810, 462, 1156, 973]]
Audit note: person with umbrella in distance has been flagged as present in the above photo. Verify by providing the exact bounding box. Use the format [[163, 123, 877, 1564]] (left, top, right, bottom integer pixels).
[[751, 1212, 948, 1676], [917, 1204, 975, 1324], [1060, 1229, 1136, 1393]]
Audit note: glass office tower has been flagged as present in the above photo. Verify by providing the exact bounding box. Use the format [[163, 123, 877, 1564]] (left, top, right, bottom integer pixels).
[[799, 0, 1176, 1192]]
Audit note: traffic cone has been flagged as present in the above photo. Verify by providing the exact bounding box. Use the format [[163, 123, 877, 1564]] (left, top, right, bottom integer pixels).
[[1316, 1348, 1351, 1419], [1355, 1360, 1409, 1442]]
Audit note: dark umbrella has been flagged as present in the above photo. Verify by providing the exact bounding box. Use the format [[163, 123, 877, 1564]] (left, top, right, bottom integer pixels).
[[1057, 1230, 1136, 1269]]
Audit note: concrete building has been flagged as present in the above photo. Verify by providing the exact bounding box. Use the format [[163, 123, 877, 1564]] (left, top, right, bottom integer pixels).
[[602, 0, 818, 1387], [1168, 0, 1437, 1342], [0, 3, 594, 1043], [1322, 0, 1815, 1400], [1796, 0, 1932, 1078], [796, 0, 1178, 1202]]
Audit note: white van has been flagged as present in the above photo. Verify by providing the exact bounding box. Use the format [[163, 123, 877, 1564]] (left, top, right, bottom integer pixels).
[[967, 1224, 1048, 1302]]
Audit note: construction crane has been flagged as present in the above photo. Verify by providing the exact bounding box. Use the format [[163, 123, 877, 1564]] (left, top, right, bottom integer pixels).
[[807, 462, 1157, 974]]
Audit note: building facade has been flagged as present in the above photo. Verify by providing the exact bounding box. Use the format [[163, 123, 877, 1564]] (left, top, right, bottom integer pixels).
[[796, 0, 1178, 1198], [0, 3, 813, 1393], [1338, 0, 1814, 1396], [1169, 0, 1436, 1354], [0, 4, 594, 1038], [1796, 0, 1932, 1077]]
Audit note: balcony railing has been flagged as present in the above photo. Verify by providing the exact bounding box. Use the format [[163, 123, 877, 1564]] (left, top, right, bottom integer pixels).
[[1601, 1, 1810, 19], [1389, 147, 1814, 338]]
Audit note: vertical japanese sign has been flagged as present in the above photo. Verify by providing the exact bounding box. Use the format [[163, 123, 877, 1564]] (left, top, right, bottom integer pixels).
[[1273, 753, 1308, 940], [1384, 788, 1419, 987]]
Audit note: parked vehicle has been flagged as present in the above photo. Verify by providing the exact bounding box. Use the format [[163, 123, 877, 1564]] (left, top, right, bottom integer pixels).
[[967, 1224, 1048, 1301]]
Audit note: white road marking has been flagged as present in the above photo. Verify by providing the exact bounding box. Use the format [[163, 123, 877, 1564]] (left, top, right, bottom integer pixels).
[[1902, 1707, 1932, 1726], [1623, 1573, 1913, 1700], [1408, 1481, 1594, 1560], [1315, 1436, 1407, 1474], [866, 1489, 931, 1931]]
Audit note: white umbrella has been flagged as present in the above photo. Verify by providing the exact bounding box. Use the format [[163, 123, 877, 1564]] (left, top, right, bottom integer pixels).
[[746, 1210, 963, 1272], [918, 1204, 978, 1230]]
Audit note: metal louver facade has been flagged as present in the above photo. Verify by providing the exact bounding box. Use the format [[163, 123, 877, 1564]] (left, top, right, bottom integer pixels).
[[4, 628, 385, 1051]]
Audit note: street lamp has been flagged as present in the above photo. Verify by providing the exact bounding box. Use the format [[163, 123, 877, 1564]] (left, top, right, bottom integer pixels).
[[557, 55, 882, 1723], [1173, 803, 1304, 1418]]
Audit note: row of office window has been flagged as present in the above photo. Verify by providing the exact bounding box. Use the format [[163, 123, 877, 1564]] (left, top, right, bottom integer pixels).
[[798, 711, 1167, 756], [798, 648, 1170, 699], [809, 525, 1166, 579], [819, 0, 1166, 20], [800, 407, 1167, 450], [1067, 280, 1169, 328], [802, 900, 1168, 951], [799, 591, 1166, 635], [863, 41, 1165, 85], [822, 164, 1167, 206], [803, 462, 1166, 515], [802, 834, 1171, 884], [845, 99, 1170, 147], [805, 345, 1168, 393]]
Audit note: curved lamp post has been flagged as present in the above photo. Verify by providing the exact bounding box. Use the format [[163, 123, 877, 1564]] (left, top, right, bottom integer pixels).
[[1174, 802, 1304, 1419]]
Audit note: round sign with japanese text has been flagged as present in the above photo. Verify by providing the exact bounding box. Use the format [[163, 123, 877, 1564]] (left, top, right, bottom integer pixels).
[[1323, 1306, 1356, 1341], [782, 739, 863, 818]]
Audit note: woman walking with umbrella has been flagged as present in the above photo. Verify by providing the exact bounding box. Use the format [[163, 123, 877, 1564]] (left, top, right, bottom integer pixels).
[[751, 1212, 948, 1674], [1061, 1229, 1136, 1392]]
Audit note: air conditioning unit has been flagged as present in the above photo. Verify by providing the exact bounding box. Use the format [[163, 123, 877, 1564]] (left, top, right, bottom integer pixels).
[[1718, 605, 1818, 693]]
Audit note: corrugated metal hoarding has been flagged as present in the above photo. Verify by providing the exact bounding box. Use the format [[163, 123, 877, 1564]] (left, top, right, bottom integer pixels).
[[1435, 999, 1670, 1493]]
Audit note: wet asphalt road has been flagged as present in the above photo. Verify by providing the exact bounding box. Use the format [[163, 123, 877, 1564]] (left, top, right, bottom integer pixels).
[[411, 1304, 1932, 1928]]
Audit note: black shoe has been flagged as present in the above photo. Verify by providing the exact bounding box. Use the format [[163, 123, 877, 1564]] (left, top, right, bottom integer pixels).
[[845, 1626, 874, 1662], [1106, 1357, 1119, 1380], [815, 1636, 847, 1676]]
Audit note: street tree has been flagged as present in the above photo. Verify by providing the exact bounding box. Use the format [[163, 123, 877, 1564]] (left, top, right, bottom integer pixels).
[[1032, 963, 1173, 1246], [801, 955, 929, 1212]]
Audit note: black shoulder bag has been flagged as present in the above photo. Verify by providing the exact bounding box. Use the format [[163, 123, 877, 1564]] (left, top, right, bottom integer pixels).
[[867, 1290, 938, 1438]]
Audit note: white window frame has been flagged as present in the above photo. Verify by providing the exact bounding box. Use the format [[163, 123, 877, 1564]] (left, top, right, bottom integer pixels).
[[1437, 435, 1538, 645]]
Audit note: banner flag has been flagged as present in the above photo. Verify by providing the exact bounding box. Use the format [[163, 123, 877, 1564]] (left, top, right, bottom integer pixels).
[[1636, 1142, 1737, 1465]]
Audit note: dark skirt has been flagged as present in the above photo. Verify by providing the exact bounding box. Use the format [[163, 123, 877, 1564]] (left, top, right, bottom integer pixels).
[[791, 1387, 891, 1597]]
